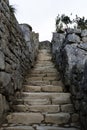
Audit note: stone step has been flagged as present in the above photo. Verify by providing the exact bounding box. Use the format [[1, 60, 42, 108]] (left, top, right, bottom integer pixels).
[[32, 68, 57, 73], [12, 104, 74, 113], [36, 61, 53, 65], [42, 77, 59, 81], [22, 92, 70, 98], [45, 113, 70, 124], [23, 85, 63, 92], [20, 92, 71, 105], [25, 80, 63, 86], [26, 77, 43, 81], [24, 85, 41, 92], [33, 67, 56, 70], [33, 66, 55, 70], [37, 56, 52, 61], [38, 49, 51, 53], [16, 98, 51, 105], [36, 126, 79, 130], [2, 126, 79, 130], [6, 112, 72, 125], [25, 81, 51, 86], [60, 104, 74, 113], [35, 65, 55, 68], [28, 72, 59, 77], [37, 53, 51, 55], [26, 77, 59, 81], [41, 85, 63, 92], [35, 62, 54, 65], [12, 105, 60, 113], [3, 126, 34, 130], [6, 113, 44, 125], [35, 61, 54, 64]]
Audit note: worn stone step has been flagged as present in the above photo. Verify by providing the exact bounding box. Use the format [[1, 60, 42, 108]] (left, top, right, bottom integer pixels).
[[32, 68, 56, 71], [37, 56, 52, 61], [12, 105, 60, 113], [24, 85, 41, 92], [25, 80, 63, 86], [23, 85, 63, 92], [12, 104, 74, 114], [42, 77, 59, 81], [38, 52, 51, 54], [36, 61, 54, 65], [36, 126, 79, 130], [41, 85, 63, 92], [35, 64, 55, 67], [26, 77, 43, 81], [22, 92, 70, 98], [6, 113, 43, 125], [32, 68, 57, 73], [52, 96, 71, 105], [60, 104, 74, 113], [21, 92, 71, 105], [29, 72, 59, 77], [45, 113, 70, 124], [35, 63, 54, 66], [38, 49, 51, 53], [38, 52, 51, 55], [33, 66, 55, 70], [3, 126, 34, 130], [25, 81, 51, 85], [16, 98, 51, 105], [26, 77, 59, 82]]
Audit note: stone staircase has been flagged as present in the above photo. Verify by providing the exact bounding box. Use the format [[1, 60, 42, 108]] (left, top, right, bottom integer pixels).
[[0, 49, 80, 130]]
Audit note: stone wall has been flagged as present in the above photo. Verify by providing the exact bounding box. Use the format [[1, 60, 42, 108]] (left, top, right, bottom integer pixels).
[[39, 40, 51, 50], [52, 28, 87, 130], [0, 0, 39, 119]]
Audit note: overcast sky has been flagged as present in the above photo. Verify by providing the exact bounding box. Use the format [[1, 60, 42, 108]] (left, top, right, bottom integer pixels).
[[9, 0, 87, 41]]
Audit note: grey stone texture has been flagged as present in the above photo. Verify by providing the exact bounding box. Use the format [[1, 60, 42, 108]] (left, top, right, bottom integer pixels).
[[0, 0, 39, 119], [1, 46, 79, 129], [39, 41, 51, 50], [52, 28, 87, 130], [0, 94, 9, 121], [66, 34, 80, 43]]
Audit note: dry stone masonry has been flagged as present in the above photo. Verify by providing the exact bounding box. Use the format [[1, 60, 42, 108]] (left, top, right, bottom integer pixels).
[[0, 0, 39, 121], [0, 44, 80, 130], [52, 28, 87, 130], [0, 0, 85, 129]]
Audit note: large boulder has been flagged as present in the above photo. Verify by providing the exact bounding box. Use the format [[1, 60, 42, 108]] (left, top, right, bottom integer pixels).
[[51, 33, 65, 65], [61, 43, 87, 88], [66, 34, 80, 43], [20, 24, 39, 66]]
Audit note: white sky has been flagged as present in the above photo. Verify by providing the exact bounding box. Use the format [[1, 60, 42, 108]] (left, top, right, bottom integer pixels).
[[9, 0, 87, 41]]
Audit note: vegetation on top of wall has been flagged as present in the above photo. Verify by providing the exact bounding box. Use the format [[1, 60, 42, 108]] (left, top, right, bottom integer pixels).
[[56, 14, 72, 32], [74, 15, 87, 30], [9, 5, 16, 14], [56, 14, 87, 32]]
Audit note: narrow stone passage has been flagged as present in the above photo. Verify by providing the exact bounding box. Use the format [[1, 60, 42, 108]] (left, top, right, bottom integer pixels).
[[0, 49, 80, 130]]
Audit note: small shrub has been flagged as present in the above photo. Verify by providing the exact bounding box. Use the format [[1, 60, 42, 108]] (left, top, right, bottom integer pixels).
[[74, 15, 87, 29], [9, 5, 16, 14], [56, 14, 72, 32]]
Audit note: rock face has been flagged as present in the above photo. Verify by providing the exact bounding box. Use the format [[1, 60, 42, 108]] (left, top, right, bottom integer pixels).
[[52, 28, 87, 130], [0, 0, 39, 119], [0, 94, 9, 121]]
